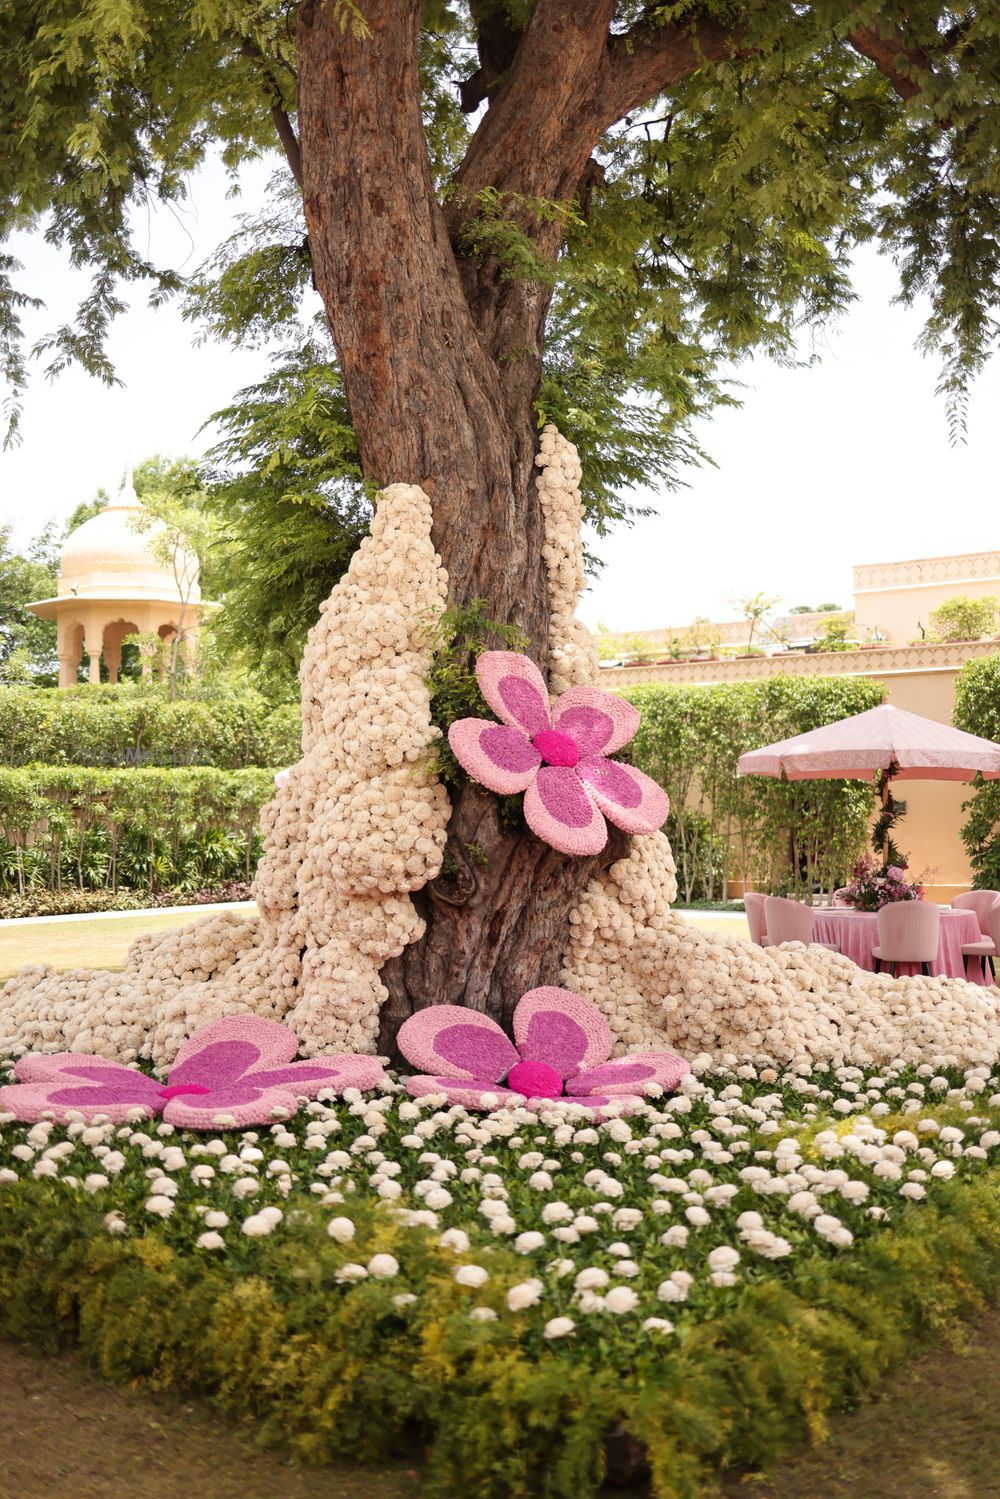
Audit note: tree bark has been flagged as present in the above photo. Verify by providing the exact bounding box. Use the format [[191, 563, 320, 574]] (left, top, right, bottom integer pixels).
[[297, 1, 699, 1036]]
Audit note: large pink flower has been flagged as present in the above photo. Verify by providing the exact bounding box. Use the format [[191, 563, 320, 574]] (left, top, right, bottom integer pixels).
[[398, 985, 689, 1114], [448, 652, 668, 855], [0, 1016, 386, 1128]]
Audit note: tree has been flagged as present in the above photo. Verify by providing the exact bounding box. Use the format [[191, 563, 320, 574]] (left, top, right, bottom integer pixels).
[[4, 3, 1000, 1035], [0, 525, 59, 683], [130, 483, 218, 698], [729, 591, 783, 649], [927, 594, 999, 643]]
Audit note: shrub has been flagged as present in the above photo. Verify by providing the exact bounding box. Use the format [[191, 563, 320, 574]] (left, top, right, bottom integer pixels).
[[928, 595, 998, 644], [0, 686, 300, 769], [623, 677, 884, 898], [953, 651, 1000, 887], [0, 888, 149, 919], [0, 767, 274, 895]]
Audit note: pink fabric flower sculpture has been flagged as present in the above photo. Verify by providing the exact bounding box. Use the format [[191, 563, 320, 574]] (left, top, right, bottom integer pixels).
[[447, 651, 669, 855], [0, 1015, 385, 1128], [398, 986, 690, 1113]]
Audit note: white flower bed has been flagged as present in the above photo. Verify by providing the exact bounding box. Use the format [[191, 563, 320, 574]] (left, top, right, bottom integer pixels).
[[2, 1053, 996, 1349]]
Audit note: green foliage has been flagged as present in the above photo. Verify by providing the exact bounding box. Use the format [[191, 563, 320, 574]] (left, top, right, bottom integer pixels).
[[953, 650, 1000, 887], [624, 675, 885, 898], [0, 524, 59, 683], [427, 600, 528, 787], [0, 887, 150, 918], [811, 614, 856, 652], [0, 685, 299, 769], [0, 765, 275, 895], [927, 594, 999, 644]]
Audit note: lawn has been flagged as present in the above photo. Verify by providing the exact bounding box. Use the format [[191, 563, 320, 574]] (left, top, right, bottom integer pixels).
[[0, 907, 256, 981]]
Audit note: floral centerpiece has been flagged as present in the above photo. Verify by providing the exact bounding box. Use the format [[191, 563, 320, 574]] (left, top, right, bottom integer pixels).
[[839, 854, 924, 912]]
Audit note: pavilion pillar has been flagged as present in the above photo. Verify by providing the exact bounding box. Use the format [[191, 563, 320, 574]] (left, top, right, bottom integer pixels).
[[56, 619, 83, 689], [84, 626, 104, 686]]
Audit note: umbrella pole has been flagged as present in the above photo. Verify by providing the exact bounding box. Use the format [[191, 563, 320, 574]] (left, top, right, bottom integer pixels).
[[873, 759, 907, 868]]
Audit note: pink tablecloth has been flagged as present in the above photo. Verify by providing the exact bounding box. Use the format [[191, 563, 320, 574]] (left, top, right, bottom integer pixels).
[[812, 907, 991, 984]]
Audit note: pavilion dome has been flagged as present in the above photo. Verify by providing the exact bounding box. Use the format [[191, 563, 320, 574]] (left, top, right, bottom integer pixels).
[[57, 471, 201, 603]]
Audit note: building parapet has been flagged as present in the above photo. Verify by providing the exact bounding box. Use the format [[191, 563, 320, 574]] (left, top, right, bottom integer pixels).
[[598, 638, 999, 688], [853, 551, 1000, 594]]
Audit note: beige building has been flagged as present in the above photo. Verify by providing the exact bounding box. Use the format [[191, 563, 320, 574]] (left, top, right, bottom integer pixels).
[[599, 549, 1000, 901], [26, 473, 213, 687]]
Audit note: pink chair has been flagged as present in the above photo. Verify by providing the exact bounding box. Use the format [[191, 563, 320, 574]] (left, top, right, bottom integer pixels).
[[872, 901, 940, 977], [744, 891, 768, 946], [990, 904, 1000, 987], [952, 890, 999, 980], [764, 896, 839, 951]]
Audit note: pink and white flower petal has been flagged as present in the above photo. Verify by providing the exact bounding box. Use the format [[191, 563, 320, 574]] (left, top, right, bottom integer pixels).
[[576, 757, 669, 835], [397, 1005, 519, 1082], [571, 1052, 691, 1096], [163, 1086, 301, 1130], [243, 1055, 384, 1094], [0, 1076, 161, 1124], [12, 1051, 146, 1085], [552, 687, 640, 757], [406, 1075, 525, 1109], [513, 986, 612, 1077], [170, 1015, 299, 1080], [475, 652, 551, 737], [523, 767, 608, 856], [448, 719, 541, 794]]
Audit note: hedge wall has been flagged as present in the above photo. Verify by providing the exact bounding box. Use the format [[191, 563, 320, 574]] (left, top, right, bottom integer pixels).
[[0, 767, 274, 895], [622, 676, 885, 901], [0, 686, 300, 770], [953, 652, 1000, 888]]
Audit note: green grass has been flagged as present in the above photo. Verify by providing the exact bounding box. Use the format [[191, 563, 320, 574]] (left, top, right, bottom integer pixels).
[[0, 909, 254, 981]]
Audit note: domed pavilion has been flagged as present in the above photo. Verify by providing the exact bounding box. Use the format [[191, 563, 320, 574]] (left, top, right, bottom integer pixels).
[[25, 472, 215, 687]]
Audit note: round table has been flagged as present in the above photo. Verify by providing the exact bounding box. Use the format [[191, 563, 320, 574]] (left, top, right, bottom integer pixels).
[[811, 906, 990, 984]]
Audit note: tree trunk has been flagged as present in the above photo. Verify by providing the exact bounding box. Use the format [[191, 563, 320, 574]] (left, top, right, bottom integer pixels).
[[297, 0, 630, 1040]]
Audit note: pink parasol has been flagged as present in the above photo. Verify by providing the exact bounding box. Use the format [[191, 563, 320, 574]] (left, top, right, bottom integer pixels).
[[737, 703, 1000, 783]]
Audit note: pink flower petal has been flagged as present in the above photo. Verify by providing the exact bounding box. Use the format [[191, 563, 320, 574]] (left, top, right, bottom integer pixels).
[[572, 1052, 691, 1095], [448, 719, 541, 794], [523, 766, 608, 855], [13, 1052, 145, 1085], [163, 1086, 301, 1130], [0, 1077, 161, 1125], [575, 757, 669, 835], [397, 1006, 518, 1081], [169, 1015, 298, 1083], [406, 1075, 524, 1109], [476, 652, 551, 737], [552, 687, 640, 756], [513, 987, 612, 1076]]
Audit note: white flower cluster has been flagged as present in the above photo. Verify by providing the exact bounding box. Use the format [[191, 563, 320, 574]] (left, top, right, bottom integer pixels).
[[535, 425, 599, 694], [563, 841, 1000, 1067], [0, 483, 450, 1064]]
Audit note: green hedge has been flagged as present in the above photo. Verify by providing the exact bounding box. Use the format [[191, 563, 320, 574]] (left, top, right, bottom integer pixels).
[[0, 766, 274, 894], [623, 676, 885, 900], [0, 686, 300, 769], [953, 652, 1000, 888]]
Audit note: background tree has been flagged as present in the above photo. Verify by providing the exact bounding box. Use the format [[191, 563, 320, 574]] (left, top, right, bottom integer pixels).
[[927, 594, 998, 644], [3, 2, 1000, 1032], [0, 524, 59, 683]]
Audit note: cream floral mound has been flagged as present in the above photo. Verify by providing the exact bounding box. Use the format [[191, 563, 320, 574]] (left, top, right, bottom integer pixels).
[[0, 430, 997, 1071], [0, 482, 449, 1065]]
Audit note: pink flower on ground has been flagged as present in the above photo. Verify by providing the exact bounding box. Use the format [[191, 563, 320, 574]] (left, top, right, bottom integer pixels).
[[398, 985, 690, 1114], [0, 1016, 386, 1128], [447, 652, 669, 856]]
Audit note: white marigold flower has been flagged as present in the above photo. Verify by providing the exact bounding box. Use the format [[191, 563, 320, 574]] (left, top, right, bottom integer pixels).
[[660, 1226, 689, 1249], [612, 1207, 644, 1230], [839, 1180, 870, 1204], [507, 1279, 544, 1311], [541, 1201, 573, 1224], [543, 1316, 576, 1340], [604, 1286, 639, 1315], [327, 1216, 356, 1243], [439, 1228, 470, 1253], [232, 1176, 259, 1199], [709, 1271, 739, 1288], [736, 1211, 764, 1232], [575, 1267, 610, 1291], [83, 1173, 109, 1193], [103, 1210, 127, 1234], [470, 1306, 498, 1323], [205, 1210, 229, 1228], [707, 1246, 740, 1274], [336, 1263, 369, 1284], [392, 1293, 418, 1309], [514, 1231, 546, 1255], [367, 1254, 400, 1279], [899, 1182, 926, 1201], [642, 1318, 674, 1334], [930, 1159, 955, 1179], [144, 1195, 174, 1218], [455, 1265, 489, 1288], [197, 1231, 226, 1251], [685, 1205, 710, 1227]]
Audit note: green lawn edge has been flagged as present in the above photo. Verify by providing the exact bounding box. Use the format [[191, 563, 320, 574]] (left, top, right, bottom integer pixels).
[[0, 1170, 997, 1499]]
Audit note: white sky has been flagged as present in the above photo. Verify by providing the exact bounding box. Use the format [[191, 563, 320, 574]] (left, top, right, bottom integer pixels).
[[2, 152, 998, 632]]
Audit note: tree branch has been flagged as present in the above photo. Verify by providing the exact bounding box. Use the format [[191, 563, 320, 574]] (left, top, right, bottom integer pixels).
[[240, 38, 304, 188], [460, 0, 523, 114], [846, 23, 933, 103], [596, 15, 743, 127]]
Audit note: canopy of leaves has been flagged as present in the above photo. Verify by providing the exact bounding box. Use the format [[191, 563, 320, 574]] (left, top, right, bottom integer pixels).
[[3, 1, 999, 508], [0, 525, 60, 683]]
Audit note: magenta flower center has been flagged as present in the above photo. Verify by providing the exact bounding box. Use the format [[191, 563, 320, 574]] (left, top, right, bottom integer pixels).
[[507, 1059, 564, 1099], [157, 1084, 212, 1101], [532, 729, 580, 768]]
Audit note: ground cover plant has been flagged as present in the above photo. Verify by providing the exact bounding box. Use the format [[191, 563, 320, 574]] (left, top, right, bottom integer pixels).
[[1, 1050, 998, 1498]]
